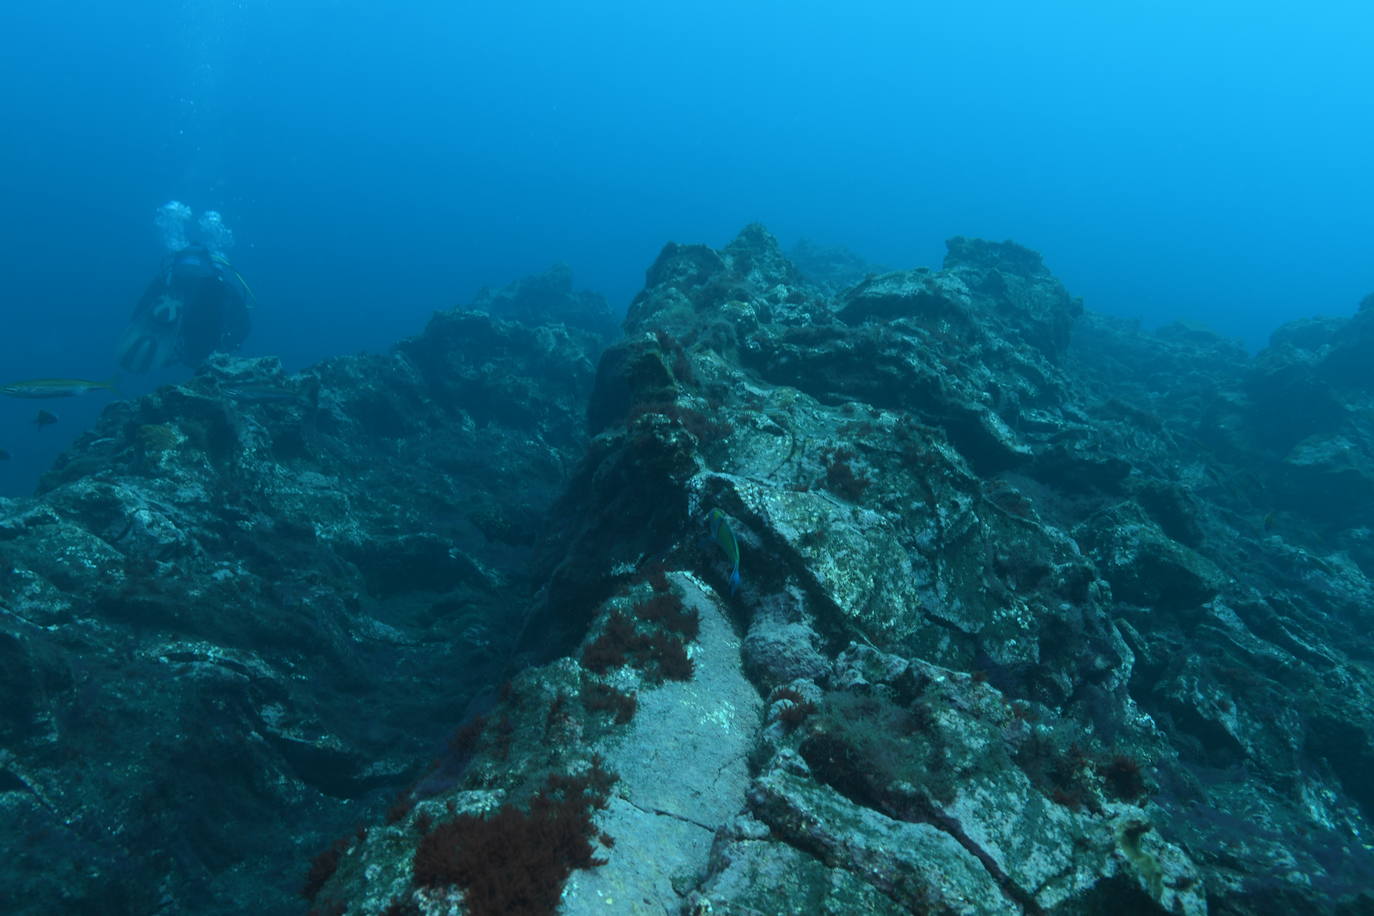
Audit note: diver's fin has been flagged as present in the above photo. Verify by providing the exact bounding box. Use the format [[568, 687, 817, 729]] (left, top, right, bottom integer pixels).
[[116, 324, 179, 374]]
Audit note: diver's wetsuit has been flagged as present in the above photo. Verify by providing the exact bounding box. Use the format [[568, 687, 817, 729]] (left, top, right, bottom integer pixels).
[[117, 245, 251, 372]]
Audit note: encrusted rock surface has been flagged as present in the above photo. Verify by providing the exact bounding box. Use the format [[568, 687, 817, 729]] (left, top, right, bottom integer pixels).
[[4, 233, 1373, 915], [0, 274, 609, 915]]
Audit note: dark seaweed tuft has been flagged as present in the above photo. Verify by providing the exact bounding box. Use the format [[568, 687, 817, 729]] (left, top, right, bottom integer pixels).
[[411, 760, 615, 916]]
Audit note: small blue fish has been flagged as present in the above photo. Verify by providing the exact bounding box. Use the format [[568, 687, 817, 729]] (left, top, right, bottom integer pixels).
[[707, 508, 741, 593]]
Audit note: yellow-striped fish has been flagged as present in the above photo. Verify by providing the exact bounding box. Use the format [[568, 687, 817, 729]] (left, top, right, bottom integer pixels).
[[0, 377, 120, 399]]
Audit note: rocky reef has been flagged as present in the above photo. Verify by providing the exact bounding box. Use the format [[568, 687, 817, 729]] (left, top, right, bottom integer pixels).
[[2, 234, 1372, 914], [0, 269, 611, 914]]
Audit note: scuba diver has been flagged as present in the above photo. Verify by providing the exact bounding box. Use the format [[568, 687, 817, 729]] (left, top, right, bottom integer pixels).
[[116, 203, 255, 373]]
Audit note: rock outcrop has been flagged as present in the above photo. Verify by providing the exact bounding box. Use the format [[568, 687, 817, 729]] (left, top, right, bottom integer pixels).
[[4, 231, 1373, 915], [311, 228, 1374, 914], [0, 278, 608, 915]]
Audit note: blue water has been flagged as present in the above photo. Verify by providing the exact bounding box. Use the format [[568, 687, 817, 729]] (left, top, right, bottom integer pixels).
[[2, 1, 1371, 496]]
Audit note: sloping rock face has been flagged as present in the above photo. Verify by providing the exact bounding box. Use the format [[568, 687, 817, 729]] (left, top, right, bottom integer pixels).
[[8, 231, 1373, 916], [470, 262, 620, 339], [317, 227, 1373, 915], [1241, 300, 1374, 532], [0, 277, 610, 914]]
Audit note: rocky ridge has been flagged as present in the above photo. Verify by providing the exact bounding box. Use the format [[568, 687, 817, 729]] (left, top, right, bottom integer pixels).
[[2, 232, 1372, 914], [0, 270, 611, 914]]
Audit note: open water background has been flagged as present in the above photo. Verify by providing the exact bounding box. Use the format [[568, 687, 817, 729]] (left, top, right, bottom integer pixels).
[[1, 1, 1371, 495]]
